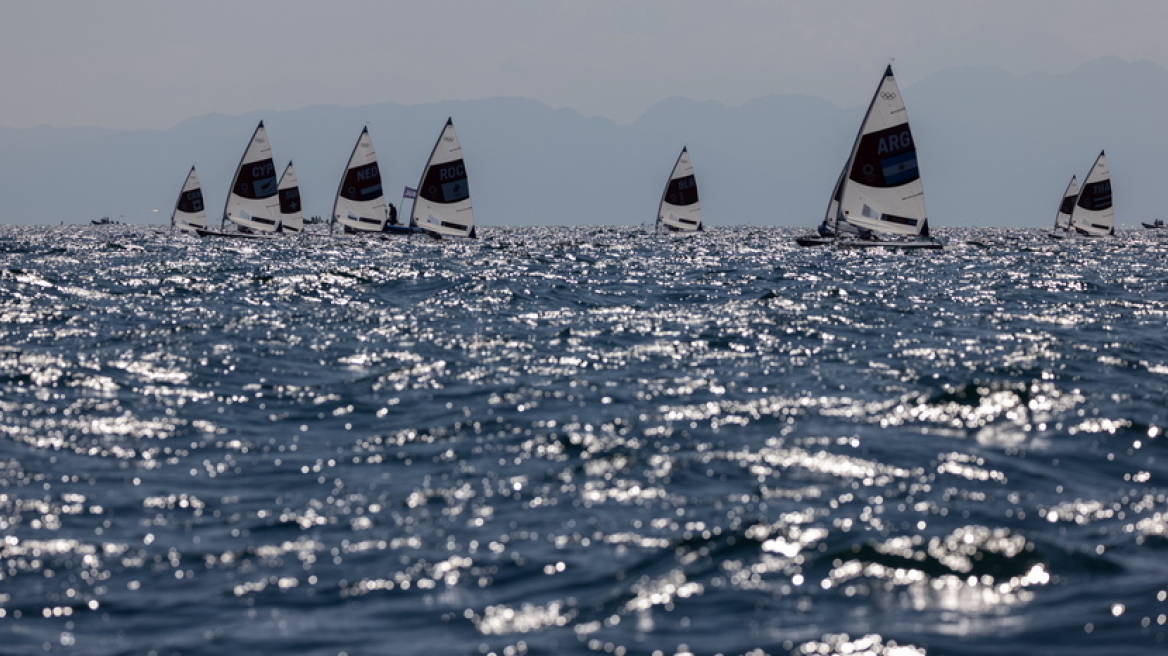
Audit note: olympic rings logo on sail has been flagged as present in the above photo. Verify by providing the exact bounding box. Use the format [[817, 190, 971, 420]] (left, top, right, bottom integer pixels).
[[881, 93, 897, 100]]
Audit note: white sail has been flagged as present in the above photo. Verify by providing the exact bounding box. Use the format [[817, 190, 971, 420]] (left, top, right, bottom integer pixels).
[[224, 121, 281, 233], [333, 127, 387, 233], [277, 161, 303, 234], [1054, 175, 1079, 232], [838, 65, 930, 237], [171, 166, 207, 232], [1069, 150, 1114, 237], [657, 147, 702, 232], [412, 118, 475, 238], [823, 164, 846, 233]]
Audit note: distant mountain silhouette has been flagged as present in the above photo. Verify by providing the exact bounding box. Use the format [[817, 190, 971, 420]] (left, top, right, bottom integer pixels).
[[1, 57, 1163, 228]]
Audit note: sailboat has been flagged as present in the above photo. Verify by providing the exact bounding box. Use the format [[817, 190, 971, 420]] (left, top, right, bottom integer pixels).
[[656, 147, 702, 232], [198, 121, 282, 238], [411, 118, 475, 238], [277, 161, 304, 234], [794, 65, 941, 249], [1067, 150, 1114, 238], [332, 126, 389, 235], [171, 166, 207, 234], [1048, 175, 1079, 239]]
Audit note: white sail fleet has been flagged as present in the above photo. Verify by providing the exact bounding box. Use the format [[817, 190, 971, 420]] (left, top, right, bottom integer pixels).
[[173, 118, 475, 240], [171, 66, 1118, 246]]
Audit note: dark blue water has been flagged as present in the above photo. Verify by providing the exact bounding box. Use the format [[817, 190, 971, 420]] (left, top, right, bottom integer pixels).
[[1, 224, 1166, 655]]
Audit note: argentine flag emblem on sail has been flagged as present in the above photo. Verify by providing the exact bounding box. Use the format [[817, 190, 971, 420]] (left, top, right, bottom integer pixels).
[[881, 150, 919, 185]]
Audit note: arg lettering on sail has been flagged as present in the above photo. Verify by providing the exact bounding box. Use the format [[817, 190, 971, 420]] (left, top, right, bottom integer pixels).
[[850, 125, 919, 188]]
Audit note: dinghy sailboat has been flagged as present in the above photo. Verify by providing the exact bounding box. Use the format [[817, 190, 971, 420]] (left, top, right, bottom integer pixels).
[[332, 127, 389, 235], [171, 166, 208, 234], [656, 147, 702, 232], [1048, 175, 1079, 239], [276, 161, 304, 234], [794, 65, 940, 249], [411, 118, 475, 238], [1067, 150, 1114, 238], [198, 121, 283, 239]]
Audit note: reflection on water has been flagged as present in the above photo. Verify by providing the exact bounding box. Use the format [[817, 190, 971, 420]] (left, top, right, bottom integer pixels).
[[0, 225, 1166, 654]]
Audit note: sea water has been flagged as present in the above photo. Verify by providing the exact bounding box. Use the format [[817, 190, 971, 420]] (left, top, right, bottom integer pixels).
[[1, 224, 1166, 655]]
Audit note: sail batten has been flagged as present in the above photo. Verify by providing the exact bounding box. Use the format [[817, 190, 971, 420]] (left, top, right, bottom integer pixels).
[[412, 118, 475, 238], [657, 147, 701, 232]]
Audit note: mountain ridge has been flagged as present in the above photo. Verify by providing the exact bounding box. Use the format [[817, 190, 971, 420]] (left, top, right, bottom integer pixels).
[[1, 57, 1162, 228]]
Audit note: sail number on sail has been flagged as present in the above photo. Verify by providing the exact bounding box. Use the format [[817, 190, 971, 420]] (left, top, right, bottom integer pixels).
[[178, 190, 204, 214], [342, 163, 382, 201], [850, 126, 919, 188], [232, 161, 278, 199], [665, 175, 699, 206], [421, 160, 469, 203], [1078, 180, 1112, 211]]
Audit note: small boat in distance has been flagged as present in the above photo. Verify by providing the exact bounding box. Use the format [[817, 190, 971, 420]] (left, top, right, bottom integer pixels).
[[332, 126, 390, 235], [1067, 150, 1114, 238], [171, 166, 207, 234], [1142, 219, 1165, 229], [657, 146, 702, 232], [411, 118, 475, 238], [794, 65, 940, 249], [1048, 175, 1079, 239], [277, 161, 304, 234], [198, 121, 283, 239]]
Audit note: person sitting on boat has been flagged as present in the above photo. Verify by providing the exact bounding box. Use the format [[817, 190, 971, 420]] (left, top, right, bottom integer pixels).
[[817, 222, 834, 238], [386, 203, 399, 226]]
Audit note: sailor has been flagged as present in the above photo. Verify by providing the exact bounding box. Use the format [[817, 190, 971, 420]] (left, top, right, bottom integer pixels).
[[387, 203, 398, 226]]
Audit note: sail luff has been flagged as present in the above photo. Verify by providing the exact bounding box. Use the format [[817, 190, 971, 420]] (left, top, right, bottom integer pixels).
[[657, 146, 702, 232], [223, 121, 281, 233], [828, 68, 886, 235], [412, 118, 475, 238], [409, 120, 446, 230], [1054, 175, 1079, 231], [277, 161, 303, 234], [333, 126, 388, 233], [837, 66, 930, 237], [822, 161, 849, 234], [172, 166, 207, 232], [1069, 150, 1114, 237]]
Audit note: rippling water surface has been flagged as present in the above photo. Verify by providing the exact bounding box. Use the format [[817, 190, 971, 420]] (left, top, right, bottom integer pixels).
[[1, 224, 1167, 655]]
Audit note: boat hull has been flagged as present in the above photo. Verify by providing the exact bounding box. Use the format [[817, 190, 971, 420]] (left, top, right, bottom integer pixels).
[[381, 225, 427, 236], [836, 238, 943, 250], [794, 235, 834, 247], [796, 233, 943, 249], [194, 229, 280, 240], [1142, 222, 1165, 229]]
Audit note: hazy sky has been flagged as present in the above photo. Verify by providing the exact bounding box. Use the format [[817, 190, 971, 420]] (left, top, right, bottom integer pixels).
[[4, 0, 1168, 130]]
